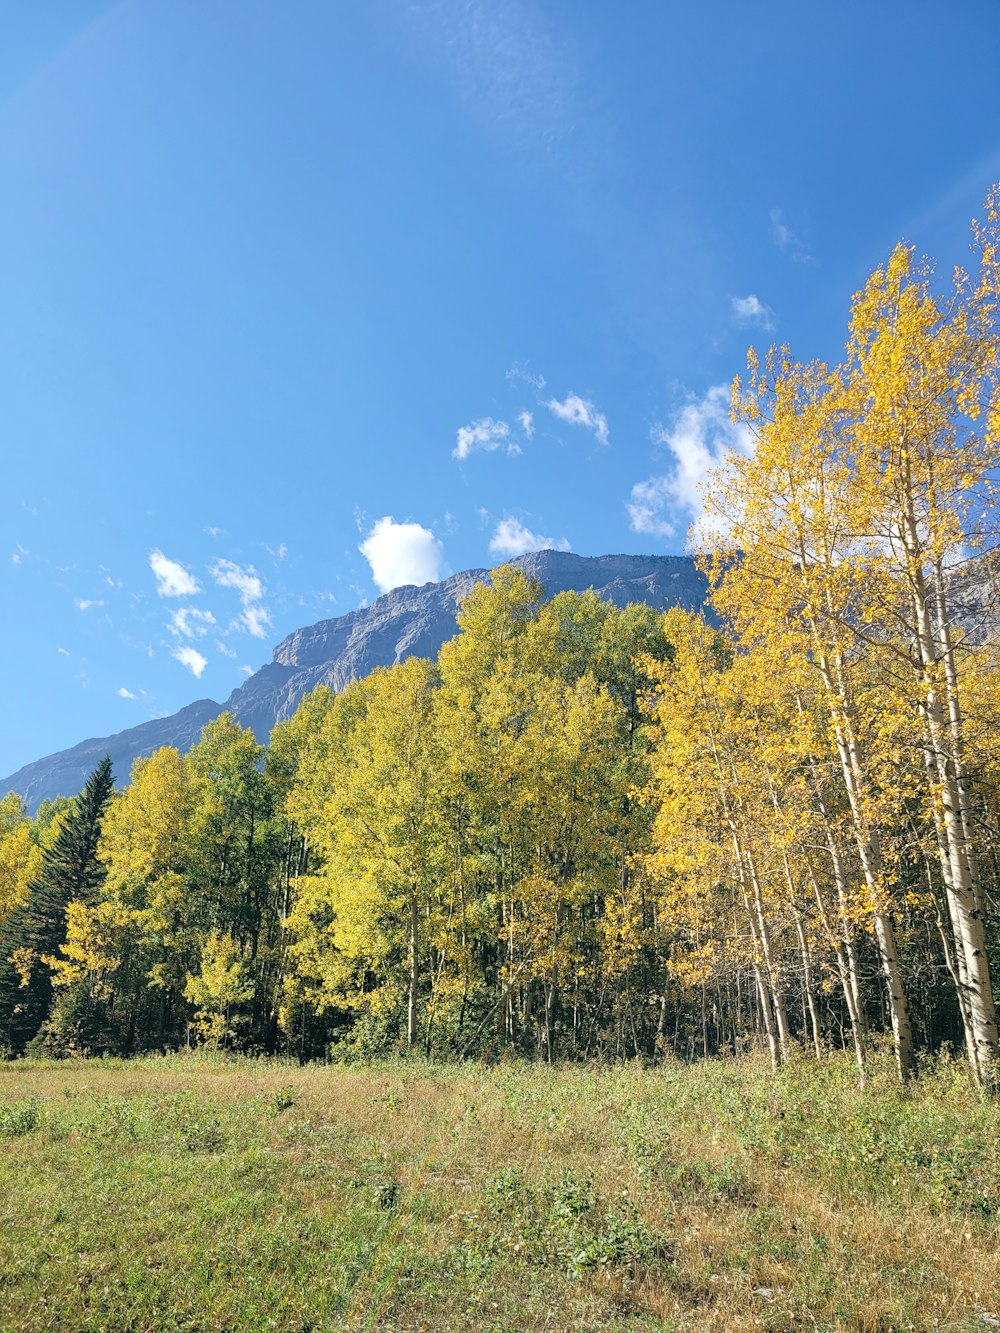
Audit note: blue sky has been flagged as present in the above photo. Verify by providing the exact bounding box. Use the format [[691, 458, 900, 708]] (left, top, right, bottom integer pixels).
[[3, 0, 1000, 777]]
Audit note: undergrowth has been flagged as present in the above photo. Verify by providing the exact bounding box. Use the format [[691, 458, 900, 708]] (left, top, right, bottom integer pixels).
[[1, 1050, 998, 1330]]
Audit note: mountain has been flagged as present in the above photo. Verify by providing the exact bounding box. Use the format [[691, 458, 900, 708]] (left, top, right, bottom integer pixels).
[[1, 551, 710, 812]]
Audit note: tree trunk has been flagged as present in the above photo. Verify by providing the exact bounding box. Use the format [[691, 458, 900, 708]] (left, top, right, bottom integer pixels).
[[407, 888, 418, 1049]]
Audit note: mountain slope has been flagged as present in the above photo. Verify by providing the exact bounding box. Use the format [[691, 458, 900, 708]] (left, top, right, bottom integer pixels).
[[1, 551, 710, 811]]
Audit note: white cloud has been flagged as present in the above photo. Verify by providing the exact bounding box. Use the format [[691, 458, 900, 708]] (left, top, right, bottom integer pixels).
[[211, 558, 272, 638], [118, 687, 138, 700], [150, 549, 200, 597], [769, 208, 794, 249], [168, 607, 216, 639], [454, 417, 520, 460], [769, 208, 814, 264], [75, 598, 104, 611], [517, 410, 535, 438], [172, 646, 208, 678], [11, 543, 27, 565], [205, 526, 222, 538], [211, 559, 263, 603], [628, 385, 754, 547], [489, 518, 570, 558], [359, 516, 447, 593], [216, 639, 237, 658], [241, 604, 272, 638], [731, 294, 774, 329], [57, 647, 69, 656], [627, 477, 681, 540], [546, 393, 609, 445], [506, 363, 546, 389], [266, 542, 288, 561], [240, 664, 253, 676]]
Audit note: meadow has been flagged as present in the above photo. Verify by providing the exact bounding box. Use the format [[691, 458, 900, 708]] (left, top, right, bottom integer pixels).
[[1, 1052, 999, 1332]]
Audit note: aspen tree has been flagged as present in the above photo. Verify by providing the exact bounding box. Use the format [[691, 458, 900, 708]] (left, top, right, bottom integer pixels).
[[835, 219, 1000, 1087], [95, 746, 199, 1046], [285, 660, 443, 1048], [643, 610, 796, 1067], [707, 191, 1000, 1084], [0, 795, 41, 932], [708, 357, 918, 1081]]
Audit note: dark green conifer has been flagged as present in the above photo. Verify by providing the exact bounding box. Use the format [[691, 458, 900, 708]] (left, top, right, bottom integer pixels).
[[0, 755, 114, 1054]]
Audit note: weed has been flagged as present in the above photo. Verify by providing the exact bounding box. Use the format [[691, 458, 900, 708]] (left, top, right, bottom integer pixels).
[[0, 1098, 40, 1137], [270, 1084, 296, 1113], [1, 1052, 999, 1331]]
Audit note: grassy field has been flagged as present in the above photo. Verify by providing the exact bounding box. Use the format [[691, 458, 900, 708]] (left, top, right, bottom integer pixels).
[[1, 1052, 999, 1331]]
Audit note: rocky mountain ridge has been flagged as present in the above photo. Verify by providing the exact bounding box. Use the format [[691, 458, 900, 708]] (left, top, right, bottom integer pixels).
[[1, 551, 710, 812]]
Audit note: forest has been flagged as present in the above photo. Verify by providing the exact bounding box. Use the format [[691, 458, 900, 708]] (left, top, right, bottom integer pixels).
[[3, 197, 1000, 1094]]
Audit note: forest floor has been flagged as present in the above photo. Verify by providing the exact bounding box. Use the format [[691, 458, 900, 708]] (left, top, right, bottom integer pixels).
[[1, 1051, 999, 1331]]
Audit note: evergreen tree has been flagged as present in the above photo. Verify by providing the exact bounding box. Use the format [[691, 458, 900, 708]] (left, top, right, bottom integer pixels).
[[0, 755, 114, 1053]]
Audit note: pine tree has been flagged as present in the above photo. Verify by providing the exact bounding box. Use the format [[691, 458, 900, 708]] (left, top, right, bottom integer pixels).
[[0, 755, 114, 1053]]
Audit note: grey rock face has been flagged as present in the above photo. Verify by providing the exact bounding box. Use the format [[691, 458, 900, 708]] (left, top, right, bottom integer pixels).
[[2, 551, 710, 812]]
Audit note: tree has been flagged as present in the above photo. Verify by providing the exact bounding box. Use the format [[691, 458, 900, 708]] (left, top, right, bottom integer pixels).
[[0, 794, 41, 933], [186, 715, 286, 1048], [0, 755, 114, 1052], [184, 929, 254, 1048], [706, 188, 1000, 1084], [92, 747, 199, 1048], [286, 660, 443, 1050]]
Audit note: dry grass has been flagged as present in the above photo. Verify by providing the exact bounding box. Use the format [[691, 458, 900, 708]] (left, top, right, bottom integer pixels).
[[1, 1051, 999, 1330]]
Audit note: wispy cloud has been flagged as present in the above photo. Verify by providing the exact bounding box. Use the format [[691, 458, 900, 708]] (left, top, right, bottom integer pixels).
[[241, 605, 272, 638], [517, 410, 534, 438], [216, 639, 237, 659], [507, 362, 546, 390], [168, 607, 216, 639], [211, 558, 271, 638], [74, 598, 104, 611], [731, 294, 774, 329], [265, 542, 288, 561], [489, 517, 570, 557], [547, 393, 609, 445], [150, 549, 200, 597], [454, 417, 520, 460], [117, 687, 138, 700], [403, 0, 579, 153], [172, 646, 208, 678], [628, 385, 754, 546], [11, 543, 27, 565], [212, 559, 263, 603], [57, 647, 69, 656], [769, 208, 814, 264], [360, 517, 448, 593]]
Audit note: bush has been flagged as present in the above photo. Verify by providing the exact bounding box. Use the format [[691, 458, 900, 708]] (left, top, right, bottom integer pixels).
[[25, 981, 119, 1058]]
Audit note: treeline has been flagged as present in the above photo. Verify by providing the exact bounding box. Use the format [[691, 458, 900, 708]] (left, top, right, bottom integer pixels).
[[3, 193, 1000, 1086], [0, 577, 679, 1064]]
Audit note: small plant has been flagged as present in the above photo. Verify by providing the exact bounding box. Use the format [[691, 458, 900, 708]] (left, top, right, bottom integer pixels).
[[486, 1164, 528, 1211], [271, 1085, 296, 1113], [87, 1096, 141, 1141], [550, 1170, 594, 1225], [0, 1098, 40, 1138], [176, 1109, 227, 1152], [375, 1180, 400, 1210]]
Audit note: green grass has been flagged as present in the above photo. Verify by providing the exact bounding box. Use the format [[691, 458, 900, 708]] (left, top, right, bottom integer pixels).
[[1, 1051, 999, 1330]]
